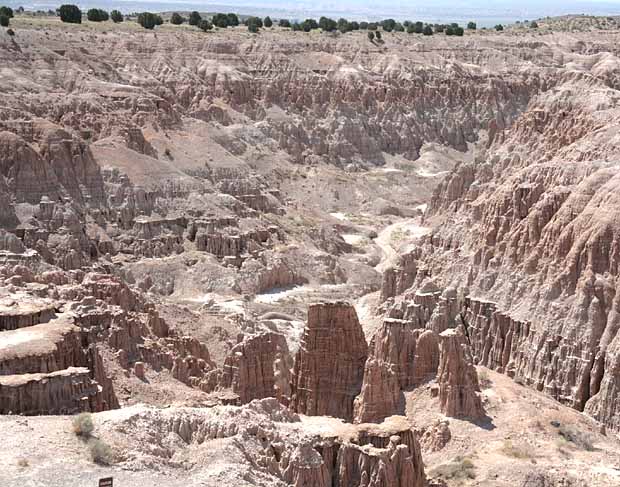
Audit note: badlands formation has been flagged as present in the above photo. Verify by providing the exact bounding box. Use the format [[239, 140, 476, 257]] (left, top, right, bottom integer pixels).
[[2, 14, 620, 487]]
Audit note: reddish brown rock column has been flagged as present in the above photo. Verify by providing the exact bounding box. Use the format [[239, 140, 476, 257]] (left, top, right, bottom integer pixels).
[[220, 332, 292, 404], [354, 320, 439, 424], [437, 327, 485, 419], [290, 302, 368, 420]]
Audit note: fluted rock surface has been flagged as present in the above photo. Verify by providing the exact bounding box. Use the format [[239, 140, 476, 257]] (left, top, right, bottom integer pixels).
[[219, 332, 292, 403], [290, 302, 368, 420], [0, 296, 56, 331], [354, 319, 439, 423], [100, 400, 425, 487], [437, 327, 485, 419], [0, 367, 104, 415]]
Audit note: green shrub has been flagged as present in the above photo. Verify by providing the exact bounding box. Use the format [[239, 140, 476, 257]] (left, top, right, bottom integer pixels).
[[86, 9, 108, 22], [58, 4, 81, 24], [170, 12, 184, 25], [319, 16, 336, 32], [72, 413, 94, 437], [226, 13, 239, 26], [337, 18, 350, 33], [0, 14, 8, 26], [110, 10, 123, 23], [263, 16, 272, 28], [279, 19, 291, 28], [530, 21, 539, 28], [212, 13, 229, 28], [198, 19, 212, 31], [423, 25, 433, 35], [495, 24, 504, 31], [381, 18, 396, 32], [0, 6, 13, 18], [137, 12, 162, 29], [247, 16, 261, 33], [89, 438, 113, 465], [467, 21, 477, 29], [368, 31, 375, 41], [301, 18, 317, 32], [188, 11, 201, 26]]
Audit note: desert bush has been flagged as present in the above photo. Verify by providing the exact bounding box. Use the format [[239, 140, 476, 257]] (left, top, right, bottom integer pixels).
[[188, 11, 201, 26], [89, 438, 113, 465], [501, 440, 532, 459], [6, 27, 13, 35], [87, 9, 109, 22], [478, 368, 492, 388], [558, 424, 594, 451], [72, 412, 94, 437], [17, 458, 29, 468], [375, 30, 382, 41], [0, 14, 8, 26], [495, 24, 504, 31], [110, 10, 123, 23], [301, 18, 317, 32], [58, 4, 81, 24], [338, 18, 351, 33], [467, 21, 477, 29], [247, 16, 262, 33], [0, 6, 13, 18], [137, 12, 162, 30], [198, 19, 212, 32], [423, 25, 433, 35], [319, 16, 337, 32], [530, 21, 539, 28], [279, 19, 291, 28], [368, 31, 375, 41], [430, 456, 475, 481], [226, 13, 239, 26], [263, 16, 272, 28], [212, 13, 229, 28], [170, 12, 184, 25], [381, 18, 396, 32]]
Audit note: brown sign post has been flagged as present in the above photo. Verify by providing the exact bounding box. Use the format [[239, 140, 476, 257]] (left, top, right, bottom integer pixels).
[[99, 477, 113, 487]]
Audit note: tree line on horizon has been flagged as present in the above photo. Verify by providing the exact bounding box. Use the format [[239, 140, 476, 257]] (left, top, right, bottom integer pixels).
[[0, 4, 540, 35]]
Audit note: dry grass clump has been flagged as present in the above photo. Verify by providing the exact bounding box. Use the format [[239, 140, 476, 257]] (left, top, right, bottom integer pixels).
[[477, 369, 492, 389], [501, 440, 533, 459], [88, 438, 113, 465], [72, 413, 94, 437], [558, 424, 594, 451], [429, 455, 475, 481]]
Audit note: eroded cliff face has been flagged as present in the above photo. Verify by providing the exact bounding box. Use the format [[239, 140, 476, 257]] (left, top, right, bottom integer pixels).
[[384, 61, 620, 430], [353, 319, 439, 423], [97, 399, 426, 487]]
